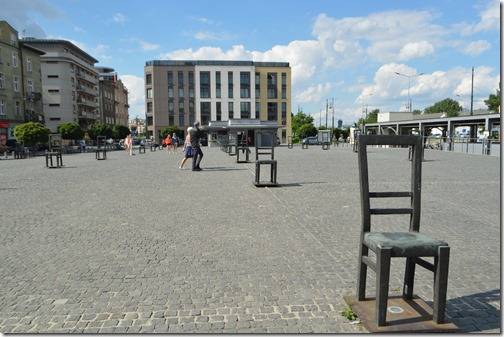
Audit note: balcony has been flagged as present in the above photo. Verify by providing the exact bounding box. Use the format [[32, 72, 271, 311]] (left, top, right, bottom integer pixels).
[[24, 92, 42, 101]]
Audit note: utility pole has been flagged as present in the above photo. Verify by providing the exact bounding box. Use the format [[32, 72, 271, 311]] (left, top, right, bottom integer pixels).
[[325, 99, 328, 128], [470, 67, 474, 116], [331, 98, 334, 130]]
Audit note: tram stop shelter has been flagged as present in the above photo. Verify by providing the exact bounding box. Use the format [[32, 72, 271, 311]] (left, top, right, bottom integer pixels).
[[206, 119, 282, 148]]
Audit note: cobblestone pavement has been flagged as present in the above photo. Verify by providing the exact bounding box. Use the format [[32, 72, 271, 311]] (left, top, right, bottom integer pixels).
[[0, 144, 500, 333]]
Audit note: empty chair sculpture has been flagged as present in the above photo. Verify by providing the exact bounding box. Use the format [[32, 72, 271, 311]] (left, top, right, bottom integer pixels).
[[356, 134, 450, 327]]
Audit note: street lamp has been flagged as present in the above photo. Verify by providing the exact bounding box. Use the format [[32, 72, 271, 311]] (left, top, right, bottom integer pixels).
[[394, 72, 424, 112]]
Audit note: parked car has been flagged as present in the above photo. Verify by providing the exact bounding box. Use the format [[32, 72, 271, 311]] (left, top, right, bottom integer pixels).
[[302, 136, 319, 145]]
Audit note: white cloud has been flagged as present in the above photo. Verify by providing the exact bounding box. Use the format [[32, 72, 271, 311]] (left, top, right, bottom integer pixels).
[[456, 0, 500, 35], [113, 13, 127, 24], [120, 75, 145, 118], [460, 40, 492, 57], [398, 41, 435, 61], [139, 41, 160, 52]]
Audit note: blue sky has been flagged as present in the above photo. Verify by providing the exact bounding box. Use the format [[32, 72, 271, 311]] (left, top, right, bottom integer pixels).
[[3, 0, 501, 126]]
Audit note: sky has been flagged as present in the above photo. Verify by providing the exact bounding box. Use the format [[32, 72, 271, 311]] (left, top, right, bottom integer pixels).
[[2, 0, 501, 126]]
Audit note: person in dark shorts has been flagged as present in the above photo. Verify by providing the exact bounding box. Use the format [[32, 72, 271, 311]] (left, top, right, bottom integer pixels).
[[189, 121, 204, 171]]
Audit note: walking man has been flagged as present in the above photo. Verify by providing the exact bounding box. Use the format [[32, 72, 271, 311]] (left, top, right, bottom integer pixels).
[[189, 121, 204, 171]]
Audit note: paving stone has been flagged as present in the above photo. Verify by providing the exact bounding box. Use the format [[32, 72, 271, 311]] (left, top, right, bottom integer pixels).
[[0, 147, 499, 333]]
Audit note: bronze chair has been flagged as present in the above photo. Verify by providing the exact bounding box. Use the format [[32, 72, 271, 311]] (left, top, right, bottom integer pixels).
[[356, 134, 450, 326]]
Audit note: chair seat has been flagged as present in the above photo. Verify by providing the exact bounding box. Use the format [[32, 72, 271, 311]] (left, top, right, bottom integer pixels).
[[364, 232, 448, 257]]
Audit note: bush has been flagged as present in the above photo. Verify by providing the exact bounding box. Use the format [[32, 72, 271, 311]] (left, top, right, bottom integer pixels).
[[13, 122, 51, 146]]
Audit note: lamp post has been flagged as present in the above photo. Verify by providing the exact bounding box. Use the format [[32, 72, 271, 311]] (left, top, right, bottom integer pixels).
[[394, 72, 424, 112], [360, 93, 373, 133]]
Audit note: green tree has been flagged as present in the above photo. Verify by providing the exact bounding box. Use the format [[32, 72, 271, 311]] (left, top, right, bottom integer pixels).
[[112, 124, 130, 140], [291, 111, 315, 137], [424, 98, 460, 117], [160, 126, 181, 139], [13, 122, 50, 145], [297, 124, 318, 138], [366, 109, 379, 123], [485, 89, 500, 112], [57, 122, 84, 143], [88, 123, 113, 140]]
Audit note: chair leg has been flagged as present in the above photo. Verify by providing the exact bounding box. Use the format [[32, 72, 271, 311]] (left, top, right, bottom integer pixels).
[[357, 245, 368, 300], [433, 246, 450, 324], [376, 247, 392, 326], [403, 257, 416, 299]]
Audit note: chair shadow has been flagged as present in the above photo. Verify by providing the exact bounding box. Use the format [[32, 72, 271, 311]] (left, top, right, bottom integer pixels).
[[428, 288, 501, 332]]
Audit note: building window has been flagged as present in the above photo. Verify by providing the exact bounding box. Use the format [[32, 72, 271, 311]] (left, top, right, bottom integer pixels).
[[167, 71, 173, 85], [27, 79, 33, 93], [200, 72, 210, 98], [267, 73, 277, 99], [0, 73, 4, 89], [267, 102, 277, 121], [255, 72, 260, 98], [216, 102, 221, 121], [240, 102, 250, 119], [168, 101, 174, 113], [178, 71, 184, 85], [10, 32, 16, 46], [0, 99, 5, 115], [282, 73, 287, 99], [178, 87, 184, 98], [179, 115, 184, 126], [189, 115, 195, 125], [240, 72, 250, 98], [200, 101, 211, 125], [147, 102, 152, 112], [26, 57, 32, 72], [146, 88, 152, 99], [256, 102, 260, 117], [145, 73, 152, 85], [169, 115, 174, 125], [228, 102, 234, 117], [189, 71, 194, 85], [11, 51, 18, 68], [189, 86, 194, 98], [13, 76, 19, 91], [282, 102, 287, 125], [168, 87, 174, 98], [15, 101, 20, 117], [178, 101, 184, 112], [228, 71, 233, 98], [216, 71, 221, 98], [189, 100, 194, 113]]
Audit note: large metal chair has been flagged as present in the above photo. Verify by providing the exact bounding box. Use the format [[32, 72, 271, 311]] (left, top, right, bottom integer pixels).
[[356, 134, 450, 326]]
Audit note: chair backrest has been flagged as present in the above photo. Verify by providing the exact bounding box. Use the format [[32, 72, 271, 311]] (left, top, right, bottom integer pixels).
[[49, 134, 62, 151], [357, 135, 423, 233]]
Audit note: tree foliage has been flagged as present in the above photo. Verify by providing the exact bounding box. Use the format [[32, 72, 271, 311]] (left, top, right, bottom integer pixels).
[[297, 124, 318, 138], [485, 89, 500, 112], [57, 122, 84, 141], [291, 112, 314, 137], [112, 124, 130, 140], [160, 126, 181, 139], [88, 123, 113, 140], [424, 98, 460, 117], [13, 122, 51, 145]]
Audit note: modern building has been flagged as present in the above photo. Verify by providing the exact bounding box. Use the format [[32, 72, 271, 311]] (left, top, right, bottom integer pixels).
[[144, 60, 291, 144], [0, 21, 45, 142], [22, 37, 100, 133]]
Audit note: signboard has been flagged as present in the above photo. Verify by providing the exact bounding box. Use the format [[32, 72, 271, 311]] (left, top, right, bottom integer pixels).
[[0, 121, 10, 128]]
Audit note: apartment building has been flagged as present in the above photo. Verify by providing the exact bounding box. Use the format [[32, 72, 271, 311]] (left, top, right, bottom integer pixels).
[[22, 37, 100, 133], [97, 66, 130, 127], [0, 21, 45, 142], [144, 60, 291, 143]]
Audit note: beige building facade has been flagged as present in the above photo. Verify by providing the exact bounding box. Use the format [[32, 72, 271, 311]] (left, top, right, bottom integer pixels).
[[144, 60, 291, 143], [0, 21, 45, 142]]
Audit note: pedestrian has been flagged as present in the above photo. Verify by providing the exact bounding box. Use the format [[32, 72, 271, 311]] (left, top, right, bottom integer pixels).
[[189, 121, 204, 171], [124, 134, 133, 155], [172, 133, 179, 154], [179, 127, 194, 169], [79, 139, 86, 153], [165, 134, 172, 154]]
